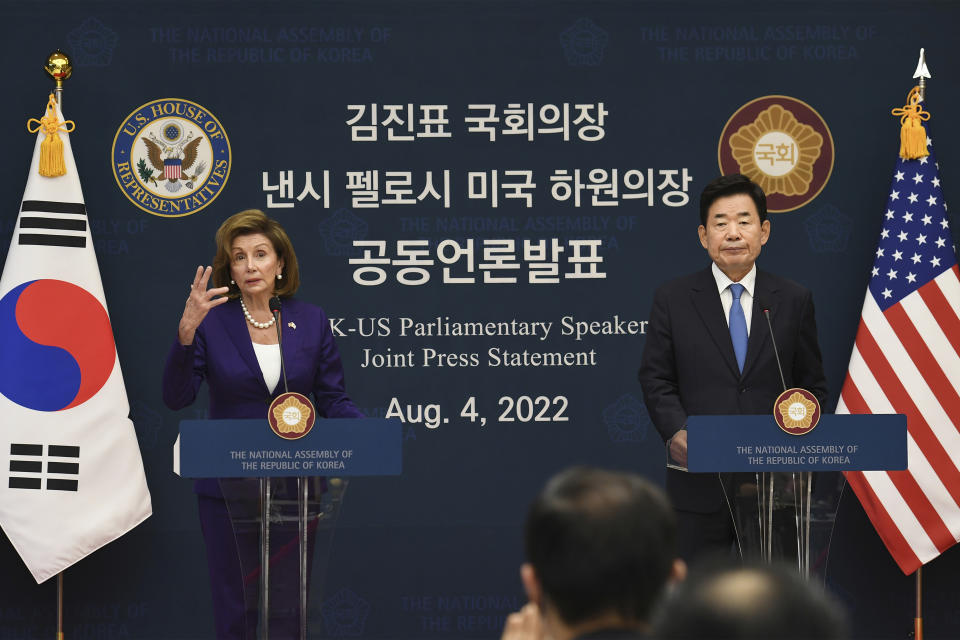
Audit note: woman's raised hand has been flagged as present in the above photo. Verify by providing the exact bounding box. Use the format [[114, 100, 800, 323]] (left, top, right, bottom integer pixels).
[[178, 266, 230, 345]]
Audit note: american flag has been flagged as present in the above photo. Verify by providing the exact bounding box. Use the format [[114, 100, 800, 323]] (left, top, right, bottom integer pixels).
[[838, 113, 960, 575]]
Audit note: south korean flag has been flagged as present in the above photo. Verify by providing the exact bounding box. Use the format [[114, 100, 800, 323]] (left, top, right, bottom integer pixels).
[[0, 95, 152, 583]]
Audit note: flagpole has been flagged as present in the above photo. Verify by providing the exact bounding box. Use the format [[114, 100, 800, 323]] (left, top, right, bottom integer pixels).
[[57, 572, 64, 640], [915, 567, 923, 640], [909, 47, 931, 640], [45, 49, 73, 640]]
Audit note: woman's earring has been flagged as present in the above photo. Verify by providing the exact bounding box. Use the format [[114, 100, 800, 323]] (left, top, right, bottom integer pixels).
[[277, 273, 283, 280]]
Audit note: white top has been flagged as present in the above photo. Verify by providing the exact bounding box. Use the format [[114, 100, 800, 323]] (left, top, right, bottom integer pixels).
[[252, 342, 282, 393], [711, 262, 757, 336]]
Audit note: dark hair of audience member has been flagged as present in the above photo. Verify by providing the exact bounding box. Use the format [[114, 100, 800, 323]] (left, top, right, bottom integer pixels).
[[652, 559, 849, 640], [524, 466, 677, 626], [699, 173, 768, 225]]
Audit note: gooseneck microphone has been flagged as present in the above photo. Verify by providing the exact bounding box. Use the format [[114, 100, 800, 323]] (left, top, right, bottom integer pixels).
[[758, 299, 788, 393], [269, 296, 289, 392]]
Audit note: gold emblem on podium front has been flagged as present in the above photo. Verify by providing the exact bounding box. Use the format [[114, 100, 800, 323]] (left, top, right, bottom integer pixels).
[[773, 388, 821, 435], [268, 392, 315, 440]]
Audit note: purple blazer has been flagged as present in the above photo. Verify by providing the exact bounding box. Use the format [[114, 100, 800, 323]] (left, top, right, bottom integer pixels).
[[163, 297, 363, 495]]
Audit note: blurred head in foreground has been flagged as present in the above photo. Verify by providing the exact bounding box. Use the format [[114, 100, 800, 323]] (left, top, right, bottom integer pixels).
[[520, 466, 685, 639], [653, 560, 849, 640]]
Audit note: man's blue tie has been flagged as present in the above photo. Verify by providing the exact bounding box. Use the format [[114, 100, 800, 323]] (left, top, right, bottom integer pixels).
[[729, 283, 748, 373]]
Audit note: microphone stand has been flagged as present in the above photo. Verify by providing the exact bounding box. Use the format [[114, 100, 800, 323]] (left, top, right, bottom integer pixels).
[[259, 476, 271, 639], [268, 298, 309, 640], [257, 298, 280, 639], [762, 307, 812, 578]]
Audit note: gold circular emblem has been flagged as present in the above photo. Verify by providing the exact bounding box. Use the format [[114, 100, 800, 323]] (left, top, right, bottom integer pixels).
[[718, 96, 834, 213], [773, 388, 821, 435], [268, 392, 316, 440]]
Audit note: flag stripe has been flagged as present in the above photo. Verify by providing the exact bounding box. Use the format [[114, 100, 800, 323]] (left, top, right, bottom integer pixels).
[[20, 200, 86, 215], [845, 471, 923, 573], [18, 234, 86, 248], [843, 341, 948, 561], [9, 478, 41, 490], [10, 444, 42, 456], [887, 301, 960, 432], [9, 460, 42, 473], [46, 479, 78, 492], [839, 344, 901, 553], [936, 266, 960, 318], [20, 217, 87, 232], [862, 470, 941, 564], [839, 368, 870, 414], [845, 338, 895, 414], [47, 462, 79, 474], [48, 445, 79, 457], [855, 316, 960, 498], [918, 273, 960, 361], [863, 295, 960, 465], [883, 465, 954, 552], [901, 291, 960, 399], [904, 437, 960, 549]]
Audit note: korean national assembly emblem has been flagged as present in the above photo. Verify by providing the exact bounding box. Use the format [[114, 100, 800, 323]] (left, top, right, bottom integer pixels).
[[112, 99, 231, 217], [773, 388, 821, 436], [718, 96, 834, 213]]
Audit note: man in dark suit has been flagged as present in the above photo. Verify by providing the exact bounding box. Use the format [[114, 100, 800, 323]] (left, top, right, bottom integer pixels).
[[500, 467, 686, 640], [638, 173, 828, 563]]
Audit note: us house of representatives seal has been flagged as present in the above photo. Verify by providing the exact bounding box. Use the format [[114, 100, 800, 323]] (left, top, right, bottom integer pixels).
[[112, 98, 231, 217]]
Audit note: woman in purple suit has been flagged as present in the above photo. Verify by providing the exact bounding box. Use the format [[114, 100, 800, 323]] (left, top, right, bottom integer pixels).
[[163, 209, 363, 639]]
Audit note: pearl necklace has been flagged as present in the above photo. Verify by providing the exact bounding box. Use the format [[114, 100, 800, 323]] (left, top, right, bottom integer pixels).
[[240, 298, 276, 330]]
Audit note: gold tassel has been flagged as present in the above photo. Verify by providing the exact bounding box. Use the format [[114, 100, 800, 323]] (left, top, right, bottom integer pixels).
[[40, 131, 65, 176], [26, 93, 75, 177], [891, 86, 930, 160]]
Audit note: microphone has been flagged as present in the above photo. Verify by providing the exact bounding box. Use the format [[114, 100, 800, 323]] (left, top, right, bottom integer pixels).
[[757, 298, 787, 392], [269, 296, 289, 393]]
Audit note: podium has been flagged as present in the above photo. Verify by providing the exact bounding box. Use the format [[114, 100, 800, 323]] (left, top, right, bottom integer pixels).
[[177, 418, 402, 640], [684, 414, 906, 575]]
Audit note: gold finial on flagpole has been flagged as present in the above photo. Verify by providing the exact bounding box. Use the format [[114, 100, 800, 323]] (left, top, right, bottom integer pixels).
[[27, 53, 76, 177], [43, 50, 72, 106]]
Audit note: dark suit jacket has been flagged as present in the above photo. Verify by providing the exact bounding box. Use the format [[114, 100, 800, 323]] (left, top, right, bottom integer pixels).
[[638, 267, 827, 513], [163, 297, 363, 495]]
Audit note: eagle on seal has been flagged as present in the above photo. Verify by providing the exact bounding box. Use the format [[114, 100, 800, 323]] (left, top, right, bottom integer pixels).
[[141, 133, 204, 184]]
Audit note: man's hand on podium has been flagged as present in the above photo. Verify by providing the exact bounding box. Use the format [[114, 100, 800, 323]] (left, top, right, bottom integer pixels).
[[669, 429, 688, 468]]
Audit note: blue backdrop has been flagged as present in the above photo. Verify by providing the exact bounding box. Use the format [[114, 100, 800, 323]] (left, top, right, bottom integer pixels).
[[2, 1, 960, 638]]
